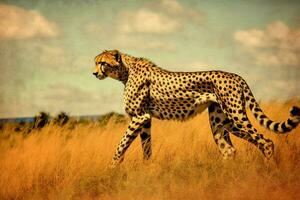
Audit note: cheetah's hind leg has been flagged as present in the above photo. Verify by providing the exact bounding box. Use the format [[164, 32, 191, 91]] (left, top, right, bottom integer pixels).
[[223, 106, 275, 160], [140, 119, 152, 160], [208, 103, 236, 159]]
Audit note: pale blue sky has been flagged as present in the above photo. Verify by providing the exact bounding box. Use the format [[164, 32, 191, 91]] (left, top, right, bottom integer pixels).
[[0, 0, 299, 117]]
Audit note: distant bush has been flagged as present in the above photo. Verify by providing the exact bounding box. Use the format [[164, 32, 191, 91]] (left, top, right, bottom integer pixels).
[[52, 112, 69, 126], [14, 121, 32, 134], [33, 112, 50, 129], [5, 111, 127, 133]]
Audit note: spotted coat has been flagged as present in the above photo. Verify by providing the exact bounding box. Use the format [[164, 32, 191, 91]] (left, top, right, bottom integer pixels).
[[93, 50, 300, 166]]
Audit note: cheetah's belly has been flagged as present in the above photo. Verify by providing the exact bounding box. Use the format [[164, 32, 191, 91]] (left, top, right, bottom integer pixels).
[[149, 100, 211, 120], [149, 91, 215, 120]]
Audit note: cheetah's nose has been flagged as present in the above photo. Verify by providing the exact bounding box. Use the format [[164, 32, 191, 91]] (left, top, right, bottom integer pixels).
[[93, 72, 98, 76]]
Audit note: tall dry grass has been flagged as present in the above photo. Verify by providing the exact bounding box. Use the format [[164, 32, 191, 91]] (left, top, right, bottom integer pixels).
[[1, 100, 300, 200]]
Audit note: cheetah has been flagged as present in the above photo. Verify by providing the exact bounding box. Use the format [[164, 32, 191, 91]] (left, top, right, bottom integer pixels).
[[92, 50, 300, 166]]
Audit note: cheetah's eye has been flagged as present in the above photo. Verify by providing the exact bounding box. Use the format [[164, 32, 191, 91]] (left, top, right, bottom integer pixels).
[[96, 62, 108, 66]]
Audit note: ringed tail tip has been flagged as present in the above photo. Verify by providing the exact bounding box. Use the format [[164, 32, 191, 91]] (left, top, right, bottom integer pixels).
[[290, 106, 300, 117]]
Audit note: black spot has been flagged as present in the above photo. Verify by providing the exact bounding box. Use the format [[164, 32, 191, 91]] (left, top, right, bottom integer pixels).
[[237, 124, 243, 129], [248, 138, 255, 144], [260, 115, 266, 119], [140, 132, 150, 140], [134, 128, 142, 133], [223, 119, 231, 125], [254, 108, 260, 112], [249, 104, 254, 110], [127, 134, 137, 140], [143, 121, 151, 128], [232, 127, 239, 132], [258, 143, 264, 150], [215, 117, 221, 123], [208, 104, 215, 112], [189, 110, 195, 116], [265, 138, 272, 143], [217, 109, 222, 114], [259, 119, 264, 124], [247, 124, 252, 128], [145, 79, 151, 87], [134, 121, 141, 126], [220, 143, 225, 149]]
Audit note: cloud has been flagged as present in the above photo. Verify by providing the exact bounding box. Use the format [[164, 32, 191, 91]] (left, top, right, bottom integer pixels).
[[0, 4, 59, 39], [234, 21, 300, 67], [155, 0, 204, 24], [160, 0, 183, 14], [84, 21, 177, 52], [119, 9, 180, 34], [116, 0, 204, 34], [84, 0, 204, 52]]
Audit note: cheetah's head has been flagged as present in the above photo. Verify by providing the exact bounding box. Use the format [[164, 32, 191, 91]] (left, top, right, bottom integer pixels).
[[93, 50, 122, 80]]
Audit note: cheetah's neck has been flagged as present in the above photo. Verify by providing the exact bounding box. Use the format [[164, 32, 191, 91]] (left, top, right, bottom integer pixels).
[[121, 53, 164, 76]]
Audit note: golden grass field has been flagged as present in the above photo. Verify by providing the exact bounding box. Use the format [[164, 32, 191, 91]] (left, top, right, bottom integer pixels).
[[1, 99, 300, 200]]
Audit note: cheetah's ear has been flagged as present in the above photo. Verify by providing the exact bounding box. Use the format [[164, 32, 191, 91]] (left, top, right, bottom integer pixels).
[[112, 50, 121, 63]]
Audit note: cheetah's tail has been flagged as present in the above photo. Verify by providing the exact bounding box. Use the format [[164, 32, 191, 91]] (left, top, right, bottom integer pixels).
[[243, 83, 300, 133]]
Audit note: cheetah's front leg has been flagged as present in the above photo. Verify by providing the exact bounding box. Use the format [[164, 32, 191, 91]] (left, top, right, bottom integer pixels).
[[111, 114, 151, 167]]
